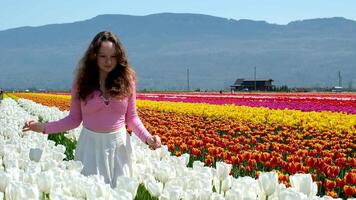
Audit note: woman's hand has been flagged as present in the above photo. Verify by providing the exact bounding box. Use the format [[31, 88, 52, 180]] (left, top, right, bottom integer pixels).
[[22, 120, 45, 133], [147, 135, 161, 150]]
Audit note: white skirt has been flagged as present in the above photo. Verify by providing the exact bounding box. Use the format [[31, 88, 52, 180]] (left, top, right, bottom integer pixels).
[[74, 126, 133, 188]]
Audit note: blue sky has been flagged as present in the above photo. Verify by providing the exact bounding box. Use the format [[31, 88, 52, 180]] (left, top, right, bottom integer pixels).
[[1, 0, 356, 31]]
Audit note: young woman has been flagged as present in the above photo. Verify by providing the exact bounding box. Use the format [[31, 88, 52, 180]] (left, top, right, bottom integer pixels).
[[23, 31, 161, 187]]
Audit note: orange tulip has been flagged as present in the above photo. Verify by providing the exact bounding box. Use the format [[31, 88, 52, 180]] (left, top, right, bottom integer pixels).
[[179, 143, 188, 152], [205, 155, 214, 166], [191, 148, 201, 157], [343, 185, 356, 197], [325, 190, 337, 198]]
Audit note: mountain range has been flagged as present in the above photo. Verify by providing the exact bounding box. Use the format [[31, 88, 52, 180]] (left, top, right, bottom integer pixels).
[[0, 13, 355, 90]]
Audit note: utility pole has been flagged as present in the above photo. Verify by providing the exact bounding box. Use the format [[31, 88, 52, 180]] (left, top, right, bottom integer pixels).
[[187, 68, 190, 91], [254, 66, 257, 91], [338, 70, 342, 87]]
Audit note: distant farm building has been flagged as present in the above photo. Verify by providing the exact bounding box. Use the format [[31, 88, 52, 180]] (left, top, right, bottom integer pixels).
[[230, 79, 274, 91]]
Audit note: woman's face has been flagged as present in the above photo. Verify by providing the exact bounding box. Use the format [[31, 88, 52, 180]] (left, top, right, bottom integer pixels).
[[96, 41, 118, 75]]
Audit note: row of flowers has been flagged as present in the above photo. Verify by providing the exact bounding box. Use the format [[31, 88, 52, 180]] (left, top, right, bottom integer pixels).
[[2, 98, 351, 199], [8, 92, 356, 199], [15, 91, 356, 114], [11, 93, 356, 134], [136, 92, 356, 114]]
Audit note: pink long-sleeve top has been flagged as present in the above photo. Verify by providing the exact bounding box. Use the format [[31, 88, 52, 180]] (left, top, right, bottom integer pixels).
[[44, 80, 151, 143]]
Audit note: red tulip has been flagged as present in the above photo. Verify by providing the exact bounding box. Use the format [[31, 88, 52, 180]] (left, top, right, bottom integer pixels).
[[324, 179, 336, 191], [345, 172, 356, 185], [343, 185, 356, 197], [191, 148, 201, 157], [288, 162, 297, 175], [248, 159, 257, 169], [336, 178, 345, 189], [231, 156, 240, 165]]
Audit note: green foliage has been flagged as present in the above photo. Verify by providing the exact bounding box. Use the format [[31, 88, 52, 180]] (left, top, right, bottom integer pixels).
[[47, 133, 77, 161], [135, 184, 159, 200]]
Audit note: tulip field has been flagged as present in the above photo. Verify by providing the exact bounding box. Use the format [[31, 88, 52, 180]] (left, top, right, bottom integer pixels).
[[1, 91, 355, 199]]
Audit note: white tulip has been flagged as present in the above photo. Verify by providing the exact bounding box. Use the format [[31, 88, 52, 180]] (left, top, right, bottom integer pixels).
[[225, 189, 243, 200], [51, 151, 66, 162], [0, 172, 10, 192], [290, 173, 318, 198], [258, 172, 278, 197], [210, 192, 225, 200], [54, 144, 66, 154], [179, 153, 190, 166], [164, 186, 183, 200], [146, 180, 163, 197], [21, 182, 40, 200], [159, 145, 171, 160], [29, 148, 43, 162], [4, 168, 21, 183], [183, 189, 200, 200], [65, 160, 83, 172], [0, 144, 4, 157], [216, 162, 231, 181], [278, 188, 308, 200], [214, 176, 232, 194], [155, 162, 175, 184], [5, 182, 22, 200], [22, 172, 37, 186], [139, 173, 156, 187], [193, 160, 205, 169], [159, 192, 170, 200], [243, 198, 256, 200], [198, 187, 212, 200], [6, 181, 40, 200], [186, 175, 204, 190], [165, 177, 186, 190], [0, 192, 3, 200], [71, 177, 92, 199], [3, 152, 19, 169], [47, 140, 56, 147], [315, 196, 342, 200], [17, 158, 29, 170], [193, 167, 212, 181], [232, 176, 260, 199], [133, 149, 146, 163], [155, 169, 170, 184], [51, 185, 73, 198], [221, 176, 232, 193], [41, 159, 59, 171], [116, 176, 139, 198], [36, 171, 54, 193], [111, 189, 133, 200]]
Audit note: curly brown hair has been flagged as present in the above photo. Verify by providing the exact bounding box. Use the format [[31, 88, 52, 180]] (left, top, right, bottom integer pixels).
[[75, 31, 135, 101]]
